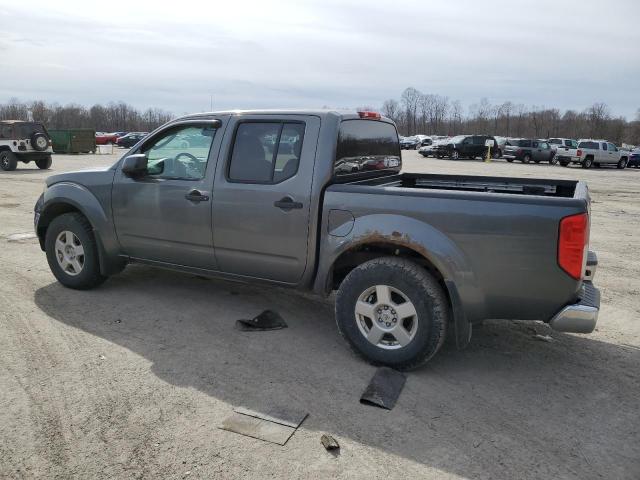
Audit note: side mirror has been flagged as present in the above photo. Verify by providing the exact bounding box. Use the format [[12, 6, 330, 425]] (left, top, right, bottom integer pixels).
[[122, 154, 149, 177]]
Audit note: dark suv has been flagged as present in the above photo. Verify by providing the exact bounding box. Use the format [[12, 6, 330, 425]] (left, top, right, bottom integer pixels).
[[503, 139, 554, 164], [433, 135, 497, 160], [0, 120, 53, 171]]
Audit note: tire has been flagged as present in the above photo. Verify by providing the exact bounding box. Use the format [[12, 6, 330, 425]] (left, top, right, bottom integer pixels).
[[35, 156, 52, 169], [492, 149, 501, 159], [450, 150, 460, 160], [522, 154, 531, 164], [506, 158, 514, 163], [45, 213, 107, 290], [617, 158, 628, 169], [335, 257, 449, 370], [31, 132, 49, 151], [0, 150, 18, 171], [582, 156, 593, 169], [549, 156, 558, 165]]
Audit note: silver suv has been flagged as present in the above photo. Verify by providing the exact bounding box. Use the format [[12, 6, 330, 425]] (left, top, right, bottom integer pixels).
[[0, 120, 53, 171]]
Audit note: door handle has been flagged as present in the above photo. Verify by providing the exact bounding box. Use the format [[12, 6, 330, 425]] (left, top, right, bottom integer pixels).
[[274, 196, 303, 210], [185, 189, 210, 202]]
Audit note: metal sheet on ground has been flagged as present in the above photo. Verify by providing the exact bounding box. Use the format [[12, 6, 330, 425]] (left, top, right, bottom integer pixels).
[[219, 413, 296, 446], [234, 406, 308, 429]]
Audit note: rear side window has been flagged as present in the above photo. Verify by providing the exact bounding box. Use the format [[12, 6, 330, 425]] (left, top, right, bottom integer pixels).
[[228, 121, 305, 183], [335, 120, 400, 178], [602, 143, 608, 151]]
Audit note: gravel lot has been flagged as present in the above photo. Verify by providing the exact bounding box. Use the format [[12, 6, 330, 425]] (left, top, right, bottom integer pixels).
[[1, 150, 639, 479]]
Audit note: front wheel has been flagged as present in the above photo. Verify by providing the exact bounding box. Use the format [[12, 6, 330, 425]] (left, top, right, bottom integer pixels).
[[617, 158, 628, 169], [0, 151, 18, 171], [45, 213, 107, 289], [522, 154, 531, 164], [35, 156, 52, 169], [506, 158, 514, 163], [450, 150, 460, 160], [335, 257, 449, 370]]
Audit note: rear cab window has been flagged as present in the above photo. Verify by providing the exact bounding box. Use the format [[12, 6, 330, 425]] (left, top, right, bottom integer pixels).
[[578, 141, 599, 149], [227, 121, 305, 183], [334, 120, 400, 180]]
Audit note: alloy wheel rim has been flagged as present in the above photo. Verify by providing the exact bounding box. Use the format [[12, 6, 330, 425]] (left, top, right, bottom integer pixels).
[[54, 230, 85, 276], [354, 285, 419, 350]]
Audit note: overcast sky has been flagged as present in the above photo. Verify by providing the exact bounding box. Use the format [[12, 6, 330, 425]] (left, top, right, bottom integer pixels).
[[1, 0, 638, 118]]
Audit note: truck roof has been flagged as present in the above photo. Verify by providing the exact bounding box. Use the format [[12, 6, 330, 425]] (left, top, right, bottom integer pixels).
[[176, 109, 394, 123]]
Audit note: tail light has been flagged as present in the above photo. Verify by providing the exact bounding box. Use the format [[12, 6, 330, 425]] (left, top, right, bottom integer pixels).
[[576, 149, 582, 157], [558, 213, 589, 280], [358, 111, 381, 120]]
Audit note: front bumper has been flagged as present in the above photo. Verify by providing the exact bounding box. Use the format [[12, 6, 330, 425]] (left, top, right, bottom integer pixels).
[[549, 251, 600, 334]]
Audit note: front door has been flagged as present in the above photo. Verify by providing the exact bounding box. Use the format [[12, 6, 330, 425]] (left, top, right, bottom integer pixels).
[[112, 120, 224, 269], [212, 115, 320, 284]]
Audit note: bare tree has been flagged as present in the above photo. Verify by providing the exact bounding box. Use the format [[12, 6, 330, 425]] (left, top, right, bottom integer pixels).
[[400, 87, 421, 135]]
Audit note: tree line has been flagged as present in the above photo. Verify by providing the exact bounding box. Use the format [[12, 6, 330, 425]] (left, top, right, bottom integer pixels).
[[0, 98, 173, 133], [379, 87, 640, 145]]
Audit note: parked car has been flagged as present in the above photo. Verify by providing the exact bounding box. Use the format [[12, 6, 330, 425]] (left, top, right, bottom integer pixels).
[[415, 135, 432, 146], [628, 149, 640, 168], [0, 120, 53, 171], [418, 138, 447, 157], [433, 135, 497, 160], [116, 132, 148, 148], [95, 132, 119, 145], [400, 136, 421, 150], [503, 139, 555, 163], [548, 138, 580, 166], [34, 109, 600, 369], [574, 140, 629, 169]]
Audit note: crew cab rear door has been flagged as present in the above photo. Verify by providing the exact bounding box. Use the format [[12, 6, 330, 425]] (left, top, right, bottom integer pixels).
[[211, 115, 320, 284]]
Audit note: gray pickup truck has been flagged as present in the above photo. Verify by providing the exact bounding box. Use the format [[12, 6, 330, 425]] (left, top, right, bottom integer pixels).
[[34, 110, 600, 369]]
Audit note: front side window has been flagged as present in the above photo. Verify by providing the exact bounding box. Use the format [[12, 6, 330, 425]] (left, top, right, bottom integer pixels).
[[228, 121, 305, 183], [608, 143, 617, 151], [141, 124, 216, 180]]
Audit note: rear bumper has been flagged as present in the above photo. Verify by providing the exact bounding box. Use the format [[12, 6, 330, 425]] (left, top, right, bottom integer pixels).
[[549, 281, 600, 333]]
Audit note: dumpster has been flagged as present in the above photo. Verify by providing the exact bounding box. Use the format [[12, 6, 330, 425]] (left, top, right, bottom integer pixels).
[[48, 129, 96, 154]]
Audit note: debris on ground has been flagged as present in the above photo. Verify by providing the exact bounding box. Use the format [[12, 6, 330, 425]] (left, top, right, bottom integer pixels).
[[320, 434, 340, 451], [532, 334, 554, 342], [235, 310, 287, 331], [360, 367, 406, 410], [219, 405, 307, 445]]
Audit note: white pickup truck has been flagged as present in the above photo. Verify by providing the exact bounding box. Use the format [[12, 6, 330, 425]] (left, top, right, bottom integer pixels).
[[573, 140, 629, 169], [548, 138, 579, 166]]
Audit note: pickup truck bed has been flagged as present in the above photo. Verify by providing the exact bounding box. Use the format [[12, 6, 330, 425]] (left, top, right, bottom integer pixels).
[[319, 172, 590, 326]]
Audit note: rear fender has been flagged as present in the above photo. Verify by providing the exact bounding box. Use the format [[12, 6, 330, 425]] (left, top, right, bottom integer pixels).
[[315, 213, 486, 345]]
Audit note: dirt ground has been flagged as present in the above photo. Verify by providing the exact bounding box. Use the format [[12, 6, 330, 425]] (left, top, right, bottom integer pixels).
[[1, 150, 639, 479]]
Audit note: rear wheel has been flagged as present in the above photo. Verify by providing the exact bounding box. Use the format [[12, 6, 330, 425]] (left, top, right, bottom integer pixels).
[[522, 154, 531, 164], [45, 213, 107, 289], [617, 158, 628, 169], [450, 150, 460, 160], [582, 156, 593, 169], [335, 257, 449, 370], [35, 156, 52, 169], [549, 156, 558, 165], [492, 149, 501, 159], [0, 151, 18, 171]]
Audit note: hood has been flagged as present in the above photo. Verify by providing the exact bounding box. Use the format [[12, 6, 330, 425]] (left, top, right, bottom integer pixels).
[[46, 166, 116, 188]]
